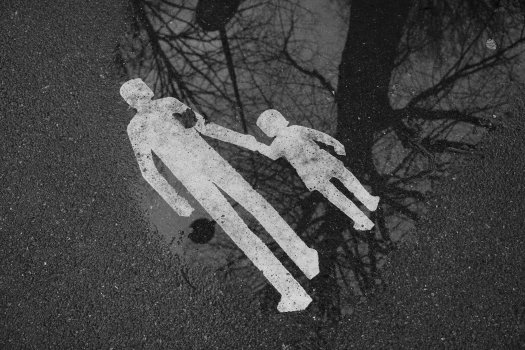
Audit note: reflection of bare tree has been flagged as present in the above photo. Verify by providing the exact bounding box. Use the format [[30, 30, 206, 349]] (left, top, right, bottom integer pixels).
[[119, 0, 525, 321]]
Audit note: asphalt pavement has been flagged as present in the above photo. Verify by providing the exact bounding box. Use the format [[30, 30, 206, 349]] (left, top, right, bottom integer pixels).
[[1, 0, 524, 348], [0, 1, 308, 348]]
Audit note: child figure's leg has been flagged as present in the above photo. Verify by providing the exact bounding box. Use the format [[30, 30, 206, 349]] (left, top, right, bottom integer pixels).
[[332, 164, 380, 211], [319, 182, 375, 231], [187, 181, 312, 312], [220, 178, 319, 280]]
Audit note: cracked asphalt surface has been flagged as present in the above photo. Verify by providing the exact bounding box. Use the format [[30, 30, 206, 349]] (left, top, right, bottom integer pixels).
[[1, 0, 524, 348]]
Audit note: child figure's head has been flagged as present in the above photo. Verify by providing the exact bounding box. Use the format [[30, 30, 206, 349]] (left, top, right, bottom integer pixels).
[[120, 78, 154, 110], [257, 109, 290, 137]]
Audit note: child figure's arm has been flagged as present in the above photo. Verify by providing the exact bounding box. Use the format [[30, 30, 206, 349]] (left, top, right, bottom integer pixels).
[[303, 127, 346, 156], [256, 143, 280, 160]]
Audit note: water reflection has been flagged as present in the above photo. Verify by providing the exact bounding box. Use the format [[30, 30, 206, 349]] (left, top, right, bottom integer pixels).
[[117, 0, 525, 322]]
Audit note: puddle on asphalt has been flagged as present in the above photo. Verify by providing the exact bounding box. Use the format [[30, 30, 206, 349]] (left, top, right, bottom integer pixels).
[[118, 0, 517, 321]]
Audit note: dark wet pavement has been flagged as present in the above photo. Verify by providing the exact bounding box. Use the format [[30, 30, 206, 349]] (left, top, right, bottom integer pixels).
[[1, 0, 524, 348]]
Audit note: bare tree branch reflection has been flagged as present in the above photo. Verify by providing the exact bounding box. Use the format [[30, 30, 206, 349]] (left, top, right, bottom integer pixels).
[[119, 0, 525, 321]]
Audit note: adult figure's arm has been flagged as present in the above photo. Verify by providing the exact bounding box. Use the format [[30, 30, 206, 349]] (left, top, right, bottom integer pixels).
[[302, 127, 346, 156], [194, 110, 262, 152], [166, 96, 260, 152], [195, 110, 280, 160], [128, 123, 194, 217]]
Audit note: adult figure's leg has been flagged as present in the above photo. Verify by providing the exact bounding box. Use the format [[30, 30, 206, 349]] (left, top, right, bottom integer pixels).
[[331, 164, 380, 211], [185, 180, 312, 312], [318, 183, 375, 231], [219, 177, 319, 279]]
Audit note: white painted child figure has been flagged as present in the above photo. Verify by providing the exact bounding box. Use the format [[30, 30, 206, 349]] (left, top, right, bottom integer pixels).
[[255, 109, 380, 231]]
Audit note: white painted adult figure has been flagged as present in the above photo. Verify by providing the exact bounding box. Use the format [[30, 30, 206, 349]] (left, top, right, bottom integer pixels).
[[121, 79, 319, 312], [255, 109, 380, 231]]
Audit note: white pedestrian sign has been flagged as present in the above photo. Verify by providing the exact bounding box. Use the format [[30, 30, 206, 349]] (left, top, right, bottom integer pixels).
[[120, 79, 379, 312]]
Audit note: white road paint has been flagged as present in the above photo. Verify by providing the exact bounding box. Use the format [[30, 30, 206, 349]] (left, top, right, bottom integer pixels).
[[121, 79, 318, 312], [486, 38, 497, 50], [256, 109, 380, 231]]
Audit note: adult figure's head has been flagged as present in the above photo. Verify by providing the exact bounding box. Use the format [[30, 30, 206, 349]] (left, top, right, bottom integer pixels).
[[120, 78, 154, 111], [257, 109, 289, 137]]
